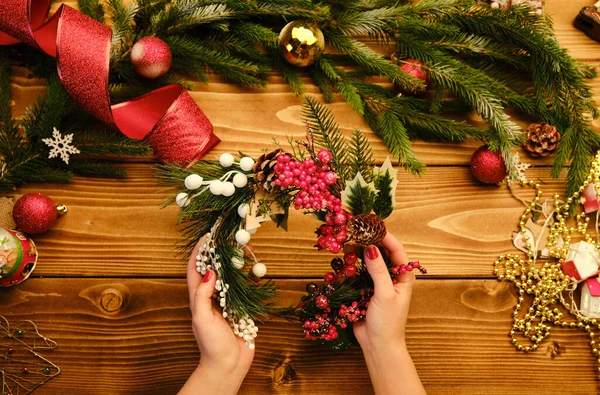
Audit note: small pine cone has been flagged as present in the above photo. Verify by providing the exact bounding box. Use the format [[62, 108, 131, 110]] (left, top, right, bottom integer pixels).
[[347, 214, 386, 246], [254, 149, 283, 192], [524, 123, 560, 157]]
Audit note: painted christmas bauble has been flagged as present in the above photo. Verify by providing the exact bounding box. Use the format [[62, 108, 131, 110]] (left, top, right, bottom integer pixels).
[[131, 37, 173, 79], [470, 145, 508, 184], [395, 59, 429, 96], [278, 21, 325, 67], [0, 228, 38, 287], [13, 193, 59, 234]]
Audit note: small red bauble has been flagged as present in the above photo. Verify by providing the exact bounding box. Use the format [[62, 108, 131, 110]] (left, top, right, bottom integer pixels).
[[317, 149, 333, 164], [130, 37, 172, 79], [343, 266, 357, 277], [395, 59, 428, 96], [315, 295, 329, 310], [470, 145, 508, 184], [344, 252, 358, 266], [13, 193, 58, 234], [324, 272, 335, 283]]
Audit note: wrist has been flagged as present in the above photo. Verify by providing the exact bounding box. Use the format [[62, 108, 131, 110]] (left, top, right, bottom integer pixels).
[[362, 340, 408, 366], [188, 363, 248, 395], [360, 337, 407, 359]]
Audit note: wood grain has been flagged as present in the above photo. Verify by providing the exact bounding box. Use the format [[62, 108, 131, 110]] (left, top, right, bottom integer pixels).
[[3, 1, 600, 394], [0, 278, 597, 395], [10, 165, 564, 279]]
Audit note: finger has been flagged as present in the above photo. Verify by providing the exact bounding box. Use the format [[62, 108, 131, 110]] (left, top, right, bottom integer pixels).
[[187, 237, 206, 311], [363, 245, 394, 296], [194, 269, 217, 318], [381, 233, 415, 286], [381, 233, 409, 267]]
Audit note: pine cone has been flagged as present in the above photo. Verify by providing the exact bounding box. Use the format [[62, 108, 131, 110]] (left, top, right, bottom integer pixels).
[[254, 149, 283, 192], [524, 123, 560, 157], [347, 214, 386, 246]]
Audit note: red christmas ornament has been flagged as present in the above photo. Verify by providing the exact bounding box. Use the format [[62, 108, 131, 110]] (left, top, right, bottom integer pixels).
[[395, 59, 428, 96], [12, 193, 62, 235], [131, 37, 173, 79], [0, 228, 38, 287], [470, 145, 508, 184]]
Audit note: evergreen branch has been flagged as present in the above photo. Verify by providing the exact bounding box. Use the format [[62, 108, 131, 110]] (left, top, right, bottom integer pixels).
[[77, 0, 105, 23], [302, 96, 348, 179], [271, 48, 304, 96], [367, 108, 425, 174], [327, 32, 423, 92], [20, 77, 76, 142], [106, 0, 138, 49], [73, 129, 152, 156], [69, 159, 128, 178], [308, 68, 335, 103], [149, 2, 237, 36], [330, 7, 397, 37], [346, 129, 374, 183], [165, 36, 267, 87]]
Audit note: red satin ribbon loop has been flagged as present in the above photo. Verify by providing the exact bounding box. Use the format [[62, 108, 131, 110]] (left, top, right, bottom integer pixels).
[[0, 0, 219, 164]]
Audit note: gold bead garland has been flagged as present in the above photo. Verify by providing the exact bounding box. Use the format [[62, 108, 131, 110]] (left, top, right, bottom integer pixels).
[[495, 151, 600, 370]]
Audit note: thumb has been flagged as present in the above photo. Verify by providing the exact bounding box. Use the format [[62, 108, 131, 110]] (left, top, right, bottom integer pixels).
[[194, 270, 217, 318], [364, 245, 393, 297]]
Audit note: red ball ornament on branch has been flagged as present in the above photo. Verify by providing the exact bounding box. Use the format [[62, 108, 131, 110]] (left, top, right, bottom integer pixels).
[[12, 193, 66, 235], [470, 145, 508, 184], [395, 59, 429, 96], [131, 37, 173, 79]]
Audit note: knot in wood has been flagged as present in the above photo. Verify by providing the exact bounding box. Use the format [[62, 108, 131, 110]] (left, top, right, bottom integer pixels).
[[100, 288, 124, 313], [272, 357, 296, 385]]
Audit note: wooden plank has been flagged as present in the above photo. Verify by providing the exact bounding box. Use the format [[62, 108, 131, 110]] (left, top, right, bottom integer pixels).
[[14, 165, 565, 279], [0, 278, 596, 395]]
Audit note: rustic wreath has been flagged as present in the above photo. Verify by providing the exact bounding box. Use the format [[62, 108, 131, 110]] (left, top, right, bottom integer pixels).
[[158, 98, 426, 350]]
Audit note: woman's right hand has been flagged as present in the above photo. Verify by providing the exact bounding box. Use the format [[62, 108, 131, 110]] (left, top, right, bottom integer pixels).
[[353, 233, 414, 352], [353, 233, 427, 395]]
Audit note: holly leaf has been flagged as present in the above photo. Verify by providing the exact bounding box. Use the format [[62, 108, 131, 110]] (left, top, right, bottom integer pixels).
[[341, 172, 378, 215], [372, 157, 398, 219]]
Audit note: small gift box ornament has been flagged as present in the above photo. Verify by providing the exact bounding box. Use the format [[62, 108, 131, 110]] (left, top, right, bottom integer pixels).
[[581, 184, 600, 214], [561, 241, 600, 282], [580, 277, 600, 318]]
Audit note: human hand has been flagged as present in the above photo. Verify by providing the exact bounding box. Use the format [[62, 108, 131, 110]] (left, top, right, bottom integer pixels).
[[353, 232, 414, 353], [353, 233, 426, 395], [179, 237, 254, 395]]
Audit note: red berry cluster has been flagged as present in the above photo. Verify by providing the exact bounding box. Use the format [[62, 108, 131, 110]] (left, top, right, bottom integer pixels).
[[273, 149, 350, 254], [303, 314, 339, 341], [338, 290, 372, 323], [324, 252, 359, 283], [302, 281, 340, 341], [390, 261, 426, 283]]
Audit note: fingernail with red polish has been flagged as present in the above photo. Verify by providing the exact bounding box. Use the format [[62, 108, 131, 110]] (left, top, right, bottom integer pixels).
[[203, 271, 212, 283], [366, 246, 379, 260]]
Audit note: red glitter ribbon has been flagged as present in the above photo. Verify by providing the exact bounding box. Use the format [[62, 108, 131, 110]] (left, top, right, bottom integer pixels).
[[0, 0, 220, 164]]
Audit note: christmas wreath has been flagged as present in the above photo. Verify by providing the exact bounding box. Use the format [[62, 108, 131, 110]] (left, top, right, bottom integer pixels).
[[158, 97, 426, 349]]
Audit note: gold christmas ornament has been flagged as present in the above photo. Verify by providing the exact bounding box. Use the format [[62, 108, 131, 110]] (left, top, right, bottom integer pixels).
[[278, 21, 324, 67], [495, 151, 600, 373]]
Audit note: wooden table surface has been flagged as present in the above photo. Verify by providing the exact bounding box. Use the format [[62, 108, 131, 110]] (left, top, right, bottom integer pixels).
[[3, 1, 600, 394]]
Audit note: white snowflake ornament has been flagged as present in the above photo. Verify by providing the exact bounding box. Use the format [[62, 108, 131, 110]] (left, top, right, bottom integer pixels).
[[42, 128, 80, 165]]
